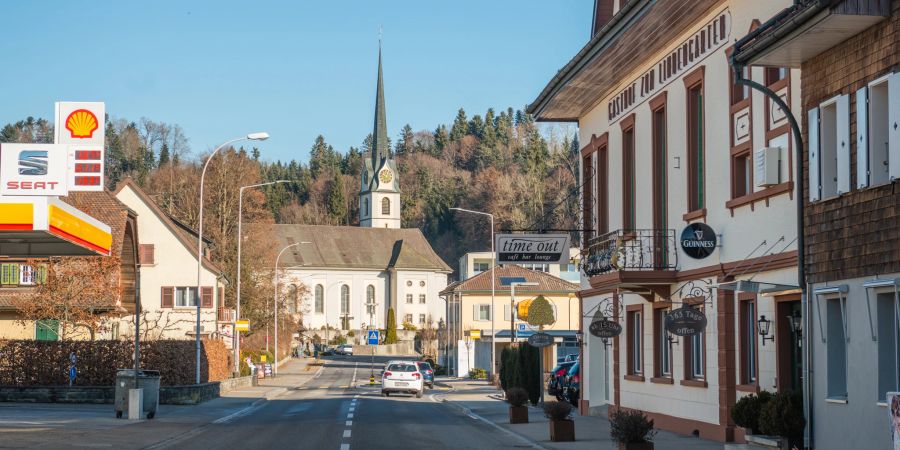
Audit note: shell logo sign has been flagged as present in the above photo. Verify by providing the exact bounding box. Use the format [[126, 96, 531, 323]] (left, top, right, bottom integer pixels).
[[65, 109, 99, 139]]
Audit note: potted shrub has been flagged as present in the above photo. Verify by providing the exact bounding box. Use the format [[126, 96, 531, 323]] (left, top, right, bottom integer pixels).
[[610, 409, 656, 450], [542, 401, 575, 442], [506, 387, 529, 424], [732, 391, 773, 436], [757, 391, 805, 450]]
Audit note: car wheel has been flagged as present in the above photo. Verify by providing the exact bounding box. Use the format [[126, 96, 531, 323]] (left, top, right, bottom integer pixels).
[[416, 389, 423, 399], [382, 390, 388, 397]]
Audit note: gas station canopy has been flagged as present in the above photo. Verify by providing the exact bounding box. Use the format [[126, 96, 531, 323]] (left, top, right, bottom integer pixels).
[[0, 196, 112, 257]]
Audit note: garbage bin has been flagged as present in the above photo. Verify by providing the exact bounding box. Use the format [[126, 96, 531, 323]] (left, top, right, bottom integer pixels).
[[114, 369, 161, 419]]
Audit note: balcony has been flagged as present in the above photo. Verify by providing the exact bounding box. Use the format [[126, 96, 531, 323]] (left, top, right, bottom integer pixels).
[[217, 308, 235, 323], [581, 229, 677, 300]]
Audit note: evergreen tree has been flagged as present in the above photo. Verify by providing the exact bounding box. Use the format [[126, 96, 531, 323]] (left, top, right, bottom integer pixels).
[[396, 124, 415, 155], [342, 146, 362, 177], [385, 308, 398, 344], [158, 143, 170, 166], [326, 172, 346, 223], [449, 108, 468, 142], [251, 147, 261, 160], [433, 125, 449, 154], [309, 135, 330, 178], [468, 114, 485, 140]]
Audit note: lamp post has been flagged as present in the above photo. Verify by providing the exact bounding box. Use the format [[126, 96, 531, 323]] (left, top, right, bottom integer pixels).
[[195, 132, 268, 385], [274, 241, 309, 377], [450, 207, 496, 379], [234, 180, 291, 376], [510, 281, 538, 344]]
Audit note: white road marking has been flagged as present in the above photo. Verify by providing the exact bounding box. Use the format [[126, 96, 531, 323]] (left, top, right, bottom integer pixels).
[[212, 401, 266, 424], [343, 429, 352, 438], [354, 394, 360, 399], [349, 407, 355, 412], [345, 420, 352, 426], [340, 444, 350, 450], [347, 413, 354, 419]]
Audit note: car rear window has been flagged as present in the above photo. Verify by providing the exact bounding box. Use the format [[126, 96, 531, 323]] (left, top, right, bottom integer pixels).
[[419, 362, 432, 370], [387, 364, 417, 372]]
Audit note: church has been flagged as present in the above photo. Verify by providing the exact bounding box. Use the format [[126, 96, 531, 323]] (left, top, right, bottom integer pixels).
[[273, 46, 451, 335]]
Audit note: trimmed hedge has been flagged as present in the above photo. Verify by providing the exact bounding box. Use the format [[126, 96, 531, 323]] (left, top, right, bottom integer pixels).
[[0, 339, 229, 387]]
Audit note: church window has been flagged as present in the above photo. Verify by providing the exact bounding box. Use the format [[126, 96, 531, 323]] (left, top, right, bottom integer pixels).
[[382, 197, 390, 215], [364, 199, 369, 217], [340, 285, 350, 315], [366, 285, 376, 315], [419, 294, 426, 304], [314, 285, 324, 313], [406, 294, 413, 304]]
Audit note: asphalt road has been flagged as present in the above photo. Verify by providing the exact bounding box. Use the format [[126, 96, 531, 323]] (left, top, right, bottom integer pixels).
[[150, 355, 520, 450]]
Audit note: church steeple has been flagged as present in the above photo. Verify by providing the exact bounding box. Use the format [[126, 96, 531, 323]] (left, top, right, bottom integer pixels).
[[372, 43, 390, 171]]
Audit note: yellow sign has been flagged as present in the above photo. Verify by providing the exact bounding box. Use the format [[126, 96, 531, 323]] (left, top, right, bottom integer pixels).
[[517, 299, 534, 321], [235, 320, 250, 332], [469, 330, 481, 340], [260, 354, 267, 362]]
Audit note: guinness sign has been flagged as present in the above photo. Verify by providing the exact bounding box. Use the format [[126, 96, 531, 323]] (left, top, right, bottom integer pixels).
[[680, 223, 717, 259], [665, 306, 708, 336], [588, 319, 623, 338]]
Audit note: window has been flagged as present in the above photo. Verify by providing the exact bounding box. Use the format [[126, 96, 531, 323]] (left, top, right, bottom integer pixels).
[[739, 298, 757, 384], [18, 265, 45, 285], [810, 95, 850, 201], [627, 306, 643, 376], [876, 293, 899, 402], [597, 141, 609, 235], [860, 75, 895, 188], [381, 197, 390, 215], [404, 314, 413, 324], [731, 65, 751, 105], [582, 152, 593, 242], [366, 285, 375, 315], [684, 304, 706, 380], [315, 284, 324, 314], [288, 285, 298, 314], [765, 67, 788, 86], [1, 263, 20, 285], [521, 263, 549, 272], [340, 285, 350, 315], [474, 262, 490, 273], [139, 244, 155, 265], [826, 297, 848, 399], [622, 123, 636, 230], [419, 314, 426, 325], [35, 319, 59, 341], [419, 294, 426, 304], [686, 71, 705, 213], [406, 294, 414, 304], [476, 304, 491, 321], [175, 287, 198, 307], [364, 198, 369, 217], [733, 153, 752, 198], [654, 308, 672, 378], [651, 95, 668, 268]]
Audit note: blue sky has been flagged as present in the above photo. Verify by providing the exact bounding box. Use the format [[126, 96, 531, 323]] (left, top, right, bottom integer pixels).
[[0, 1, 590, 163]]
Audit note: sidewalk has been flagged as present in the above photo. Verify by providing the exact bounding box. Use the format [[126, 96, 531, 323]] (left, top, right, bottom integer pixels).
[[436, 379, 723, 450]]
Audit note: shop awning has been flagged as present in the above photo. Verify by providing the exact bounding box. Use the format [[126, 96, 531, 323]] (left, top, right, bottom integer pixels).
[[0, 196, 112, 257]]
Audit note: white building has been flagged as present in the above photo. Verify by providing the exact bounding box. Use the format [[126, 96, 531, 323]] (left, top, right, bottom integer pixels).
[[114, 179, 230, 343]]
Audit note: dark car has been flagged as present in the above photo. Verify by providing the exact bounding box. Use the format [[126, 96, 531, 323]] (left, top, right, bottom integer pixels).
[[418, 361, 435, 389], [562, 362, 580, 406], [548, 361, 576, 399]]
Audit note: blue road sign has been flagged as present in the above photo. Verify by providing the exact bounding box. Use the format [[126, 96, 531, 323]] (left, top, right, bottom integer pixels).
[[499, 276, 527, 286], [517, 323, 527, 332], [367, 330, 380, 345]]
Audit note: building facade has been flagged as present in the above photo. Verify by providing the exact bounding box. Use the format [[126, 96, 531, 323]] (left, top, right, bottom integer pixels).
[[458, 248, 582, 282], [114, 179, 229, 343], [530, 0, 804, 442], [733, 2, 900, 448]]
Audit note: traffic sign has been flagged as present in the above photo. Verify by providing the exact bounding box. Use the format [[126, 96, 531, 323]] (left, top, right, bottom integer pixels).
[[235, 320, 250, 332], [367, 330, 380, 345], [517, 323, 527, 332]]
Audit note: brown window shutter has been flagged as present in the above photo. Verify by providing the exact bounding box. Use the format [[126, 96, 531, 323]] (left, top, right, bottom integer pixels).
[[217, 287, 224, 307], [139, 244, 155, 265], [161, 286, 174, 308], [201, 286, 213, 308]]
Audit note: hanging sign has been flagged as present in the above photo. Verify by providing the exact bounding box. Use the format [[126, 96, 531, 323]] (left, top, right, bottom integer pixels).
[[496, 234, 571, 264], [665, 306, 708, 336], [588, 319, 623, 338], [680, 223, 717, 259], [235, 320, 250, 332], [0, 144, 70, 196], [527, 332, 554, 348]]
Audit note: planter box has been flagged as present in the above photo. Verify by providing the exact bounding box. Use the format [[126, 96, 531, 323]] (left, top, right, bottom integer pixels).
[[618, 442, 653, 450], [549, 419, 575, 442], [509, 405, 529, 424], [746, 434, 788, 450]]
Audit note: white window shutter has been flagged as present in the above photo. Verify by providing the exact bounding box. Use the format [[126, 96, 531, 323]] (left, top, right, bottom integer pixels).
[[889, 72, 900, 181], [503, 304, 510, 321], [856, 87, 869, 188], [836, 94, 851, 195], [808, 108, 821, 201], [473, 304, 478, 320]]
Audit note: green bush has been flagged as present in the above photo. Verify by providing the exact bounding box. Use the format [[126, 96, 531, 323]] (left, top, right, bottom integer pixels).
[[384, 309, 398, 344], [542, 400, 573, 421], [506, 387, 529, 407], [731, 390, 773, 434], [468, 368, 487, 379], [759, 391, 805, 445], [610, 409, 656, 444], [499, 347, 511, 391], [518, 344, 540, 405], [347, 330, 355, 337]]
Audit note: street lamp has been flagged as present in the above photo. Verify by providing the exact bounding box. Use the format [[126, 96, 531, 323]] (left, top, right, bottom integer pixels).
[[449, 207, 496, 379], [510, 281, 538, 343], [274, 241, 310, 376], [234, 179, 292, 376], [195, 132, 269, 385], [757, 315, 774, 346]]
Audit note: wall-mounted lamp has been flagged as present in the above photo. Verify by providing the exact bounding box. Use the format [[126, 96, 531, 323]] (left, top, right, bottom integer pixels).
[[787, 310, 802, 342], [575, 330, 584, 345], [758, 315, 774, 346], [600, 337, 611, 348], [666, 331, 679, 346]]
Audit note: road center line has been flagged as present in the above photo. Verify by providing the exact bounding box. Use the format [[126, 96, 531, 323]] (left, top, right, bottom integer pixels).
[[346, 420, 352, 426], [343, 429, 352, 438], [349, 407, 355, 412], [340, 444, 350, 450], [347, 413, 354, 419]]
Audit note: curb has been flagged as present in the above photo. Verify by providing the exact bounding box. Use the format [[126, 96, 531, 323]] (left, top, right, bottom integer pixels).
[[435, 396, 549, 450]]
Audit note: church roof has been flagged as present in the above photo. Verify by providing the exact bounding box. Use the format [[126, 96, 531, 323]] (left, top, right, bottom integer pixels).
[[271, 224, 452, 273], [371, 45, 390, 173], [440, 265, 578, 295]]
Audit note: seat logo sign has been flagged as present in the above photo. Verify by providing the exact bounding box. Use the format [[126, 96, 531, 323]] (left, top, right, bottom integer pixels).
[[18, 150, 49, 175]]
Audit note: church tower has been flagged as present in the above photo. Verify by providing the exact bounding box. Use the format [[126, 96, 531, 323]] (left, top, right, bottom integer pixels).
[[360, 43, 401, 229]]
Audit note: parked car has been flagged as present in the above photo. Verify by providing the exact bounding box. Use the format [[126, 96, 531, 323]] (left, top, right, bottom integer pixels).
[[335, 344, 353, 355], [382, 361, 425, 398], [418, 361, 434, 389], [548, 361, 576, 400], [562, 362, 580, 406]]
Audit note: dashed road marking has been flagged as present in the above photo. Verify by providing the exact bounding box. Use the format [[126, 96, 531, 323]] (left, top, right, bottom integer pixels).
[[343, 429, 352, 438], [349, 407, 355, 412], [347, 413, 354, 419], [346, 420, 352, 426], [340, 444, 350, 450]]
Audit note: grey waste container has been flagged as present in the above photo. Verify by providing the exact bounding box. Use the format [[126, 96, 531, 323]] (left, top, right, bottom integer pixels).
[[114, 369, 161, 419]]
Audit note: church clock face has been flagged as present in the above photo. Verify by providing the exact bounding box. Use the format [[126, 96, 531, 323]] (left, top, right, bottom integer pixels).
[[379, 169, 393, 184]]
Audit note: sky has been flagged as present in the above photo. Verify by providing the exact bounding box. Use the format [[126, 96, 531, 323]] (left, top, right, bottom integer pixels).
[[0, 1, 590, 163]]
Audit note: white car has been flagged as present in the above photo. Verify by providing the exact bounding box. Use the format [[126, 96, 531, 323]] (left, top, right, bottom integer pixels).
[[336, 344, 353, 355], [381, 361, 424, 398]]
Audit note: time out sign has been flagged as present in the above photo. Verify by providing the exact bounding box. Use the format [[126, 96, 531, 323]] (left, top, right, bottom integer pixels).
[[496, 234, 571, 264]]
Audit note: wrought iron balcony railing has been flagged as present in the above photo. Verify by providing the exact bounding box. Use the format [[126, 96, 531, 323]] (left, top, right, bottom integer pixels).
[[217, 308, 235, 323], [581, 229, 677, 277]]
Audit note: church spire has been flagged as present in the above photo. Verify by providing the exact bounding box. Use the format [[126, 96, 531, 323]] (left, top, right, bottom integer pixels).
[[372, 40, 389, 170]]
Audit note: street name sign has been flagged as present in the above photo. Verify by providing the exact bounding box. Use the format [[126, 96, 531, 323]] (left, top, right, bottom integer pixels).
[[367, 330, 380, 345], [527, 332, 554, 348], [496, 234, 571, 264]]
